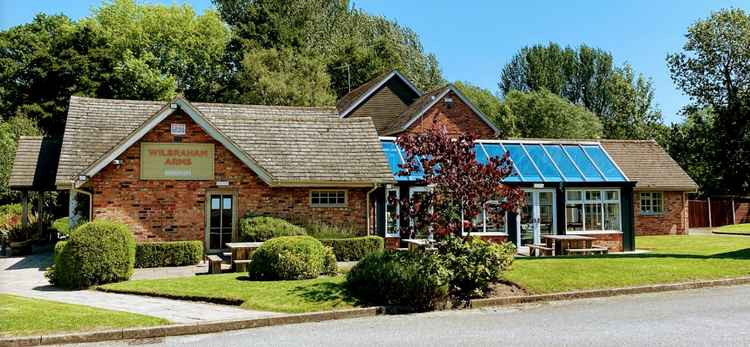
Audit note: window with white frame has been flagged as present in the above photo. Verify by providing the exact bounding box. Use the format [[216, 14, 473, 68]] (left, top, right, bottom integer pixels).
[[640, 192, 663, 215], [385, 188, 400, 236], [469, 201, 508, 234], [565, 189, 621, 233], [310, 190, 347, 207]]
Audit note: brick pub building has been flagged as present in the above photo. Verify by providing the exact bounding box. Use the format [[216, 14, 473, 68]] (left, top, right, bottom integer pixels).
[[11, 70, 697, 253]]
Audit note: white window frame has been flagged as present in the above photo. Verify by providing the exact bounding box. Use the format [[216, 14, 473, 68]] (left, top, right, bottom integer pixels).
[[310, 190, 347, 208], [385, 187, 400, 237], [639, 191, 664, 216], [463, 200, 509, 236], [566, 188, 622, 234], [408, 186, 432, 237]]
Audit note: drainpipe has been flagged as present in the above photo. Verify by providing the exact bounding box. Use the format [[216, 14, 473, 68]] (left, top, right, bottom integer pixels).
[[707, 197, 712, 228], [365, 184, 379, 236]]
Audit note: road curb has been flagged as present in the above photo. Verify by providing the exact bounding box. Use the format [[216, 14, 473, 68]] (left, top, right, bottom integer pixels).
[[471, 276, 750, 308], [0, 307, 385, 347]]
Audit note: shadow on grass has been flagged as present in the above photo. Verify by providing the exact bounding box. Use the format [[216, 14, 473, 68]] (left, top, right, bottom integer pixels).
[[517, 248, 750, 261], [289, 281, 360, 307]]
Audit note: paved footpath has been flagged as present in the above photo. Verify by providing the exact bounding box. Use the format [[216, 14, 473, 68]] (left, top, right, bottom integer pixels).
[[0, 253, 279, 323], [71, 283, 750, 347]]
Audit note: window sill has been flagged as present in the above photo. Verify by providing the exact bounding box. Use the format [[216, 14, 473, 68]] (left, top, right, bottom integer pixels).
[[640, 213, 664, 217], [566, 230, 622, 235], [462, 232, 509, 237]]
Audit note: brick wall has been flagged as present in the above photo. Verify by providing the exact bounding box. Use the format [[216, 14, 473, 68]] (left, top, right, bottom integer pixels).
[[90, 112, 369, 243], [634, 191, 689, 235], [401, 91, 496, 138]]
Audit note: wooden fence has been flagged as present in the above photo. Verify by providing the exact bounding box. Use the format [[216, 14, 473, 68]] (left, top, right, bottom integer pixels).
[[689, 197, 750, 228]]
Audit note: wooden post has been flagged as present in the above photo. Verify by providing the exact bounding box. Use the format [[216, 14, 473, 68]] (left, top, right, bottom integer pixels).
[[707, 197, 712, 228], [37, 193, 44, 240], [732, 198, 737, 225], [21, 191, 29, 228]]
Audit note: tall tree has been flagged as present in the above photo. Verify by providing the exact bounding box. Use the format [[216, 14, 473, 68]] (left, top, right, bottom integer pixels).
[[212, 0, 443, 104], [667, 8, 750, 194], [665, 108, 719, 195], [504, 89, 603, 139], [499, 43, 663, 140]]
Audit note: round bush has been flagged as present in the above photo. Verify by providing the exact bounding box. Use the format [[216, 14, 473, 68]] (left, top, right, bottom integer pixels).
[[46, 220, 135, 289], [239, 216, 306, 241], [248, 236, 329, 280], [346, 251, 450, 311]]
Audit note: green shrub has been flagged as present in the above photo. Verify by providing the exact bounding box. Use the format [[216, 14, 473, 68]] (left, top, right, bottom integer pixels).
[[45, 220, 136, 289], [53, 240, 68, 264], [320, 236, 384, 261], [323, 246, 338, 274], [135, 241, 203, 268], [346, 251, 450, 311], [438, 236, 516, 302], [304, 221, 358, 239], [51, 217, 77, 237], [248, 236, 328, 280], [239, 216, 306, 242]]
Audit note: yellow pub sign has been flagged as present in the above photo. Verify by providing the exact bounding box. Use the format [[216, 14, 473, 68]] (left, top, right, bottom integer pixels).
[[140, 143, 214, 180]]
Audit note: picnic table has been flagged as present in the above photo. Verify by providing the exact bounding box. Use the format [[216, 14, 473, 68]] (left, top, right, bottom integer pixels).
[[403, 238, 436, 251], [225, 242, 263, 271], [541, 235, 596, 256]]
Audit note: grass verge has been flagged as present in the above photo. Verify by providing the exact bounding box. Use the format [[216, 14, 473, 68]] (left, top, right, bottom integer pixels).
[[713, 223, 750, 235], [98, 274, 355, 313], [0, 294, 168, 337], [505, 235, 750, 294]]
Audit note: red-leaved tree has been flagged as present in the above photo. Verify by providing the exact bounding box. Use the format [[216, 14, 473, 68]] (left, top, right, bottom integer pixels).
[[393, 126, 524, 238]]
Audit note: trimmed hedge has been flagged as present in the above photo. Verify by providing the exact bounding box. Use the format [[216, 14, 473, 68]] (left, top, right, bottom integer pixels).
[[135, 241, 203, 268], [240, 216, 306, 242], [248, 236, 332, 280], [319, 236, 384, 261], [346, 251, 450, 311], [45, 220, 135, 289]]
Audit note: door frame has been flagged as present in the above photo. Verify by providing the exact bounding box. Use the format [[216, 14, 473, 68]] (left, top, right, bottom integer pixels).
[[204, 189, 239, 253], [516, 188, 557, 247]]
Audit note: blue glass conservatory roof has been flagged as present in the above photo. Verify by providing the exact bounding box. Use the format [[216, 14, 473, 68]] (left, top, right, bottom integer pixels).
[[380, 139, 628, 183]]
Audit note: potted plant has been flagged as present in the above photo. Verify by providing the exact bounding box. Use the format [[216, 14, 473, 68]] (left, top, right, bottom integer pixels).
[[8, 224, 34, 256]]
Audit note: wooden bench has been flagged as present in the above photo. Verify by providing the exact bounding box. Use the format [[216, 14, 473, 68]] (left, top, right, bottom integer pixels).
[[207, 254, 223, 274], [233, 259, 252, 272], [565, 247, 608, 256], [527, 244, 553, 257]]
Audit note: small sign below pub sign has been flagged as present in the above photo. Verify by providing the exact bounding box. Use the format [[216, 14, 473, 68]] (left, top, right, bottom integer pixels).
[[140, 143, 214, 180]]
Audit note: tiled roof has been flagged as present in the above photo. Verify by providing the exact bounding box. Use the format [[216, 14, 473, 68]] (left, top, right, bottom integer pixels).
[[382, 86, 450, 135], [56, 96, 394, 187], [10, 136, 62, 190], [336, 70, 393, 114], [599, 140, 698, 191]]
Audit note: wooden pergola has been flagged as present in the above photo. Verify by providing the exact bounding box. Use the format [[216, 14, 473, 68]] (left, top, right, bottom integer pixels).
[[8, 136, 62, 240]]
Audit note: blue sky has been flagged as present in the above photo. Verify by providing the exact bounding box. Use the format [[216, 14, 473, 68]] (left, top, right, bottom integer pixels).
[[2, 0, 747, 124]]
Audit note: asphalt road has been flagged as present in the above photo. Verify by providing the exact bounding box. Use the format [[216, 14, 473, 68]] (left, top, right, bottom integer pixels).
[[67, 284, 750, 347]]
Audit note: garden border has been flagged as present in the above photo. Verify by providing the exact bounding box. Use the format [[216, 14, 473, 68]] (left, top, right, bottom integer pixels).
[[0, 307, 384, 347]]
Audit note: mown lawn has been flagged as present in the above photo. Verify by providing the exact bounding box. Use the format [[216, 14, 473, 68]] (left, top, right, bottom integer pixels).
[[505, 235, 750, 294], [714, 223, 750, 235], [98, 274, 355, 313], [0, 294, 168, 337]]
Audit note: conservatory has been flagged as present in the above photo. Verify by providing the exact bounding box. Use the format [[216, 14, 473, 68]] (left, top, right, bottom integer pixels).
[[377, 138, 637, 252]]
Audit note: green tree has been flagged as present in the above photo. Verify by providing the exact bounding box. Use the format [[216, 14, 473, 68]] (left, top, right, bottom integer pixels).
[[504, 89, 603, 139], [213, 0, 443, 103], [454, 81, 517, 137], [234, 47, 336, 106], [499, 43, 662, 140], [667, 8, 750, 194], [665, 108, 719, 195], [0, 116, 41, 203]]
